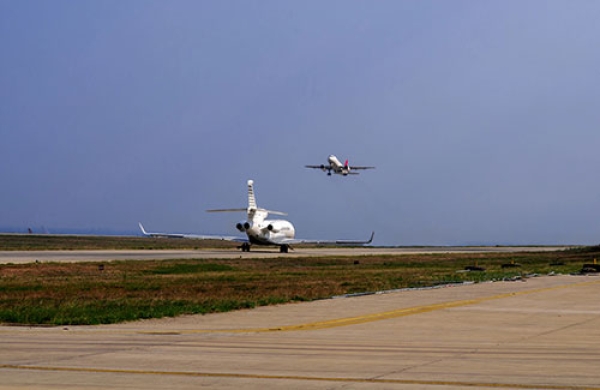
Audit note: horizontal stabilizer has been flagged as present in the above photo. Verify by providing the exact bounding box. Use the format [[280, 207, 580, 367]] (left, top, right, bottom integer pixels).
[[263, 209, 287, 216], [207, 208, 287, 216]]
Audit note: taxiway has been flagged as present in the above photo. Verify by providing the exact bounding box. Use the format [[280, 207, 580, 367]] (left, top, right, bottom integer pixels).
[[0, 247, 600, 390], [0, 245, 569, 264], [1, 266, 599, 388]]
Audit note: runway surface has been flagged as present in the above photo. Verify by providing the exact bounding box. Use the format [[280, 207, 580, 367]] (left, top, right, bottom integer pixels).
[[0, 245, 569, 264], [1, 269, 599, 389]]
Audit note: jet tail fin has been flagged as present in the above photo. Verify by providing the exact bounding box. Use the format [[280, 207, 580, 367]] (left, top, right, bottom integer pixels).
[[247, 180, 257, 210]]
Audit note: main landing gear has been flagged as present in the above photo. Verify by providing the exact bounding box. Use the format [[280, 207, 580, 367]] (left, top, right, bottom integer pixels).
[[239, 243, 290, 253]]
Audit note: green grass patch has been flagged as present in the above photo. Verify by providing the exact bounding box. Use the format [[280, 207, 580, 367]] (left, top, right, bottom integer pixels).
[[148, 263, 235, 275], [0, 243, 596, 325]]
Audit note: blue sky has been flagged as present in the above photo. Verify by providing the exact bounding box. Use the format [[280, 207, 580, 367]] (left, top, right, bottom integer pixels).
[[1, 1, 600, 245]]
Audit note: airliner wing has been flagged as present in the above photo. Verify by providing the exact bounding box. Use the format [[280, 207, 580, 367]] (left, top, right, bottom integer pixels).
[[305, 165, 325, 169], [349, 165, 375, 170], [206, 208, 247, 212], [272, 232, 375, 246], [138, 223, 246, 242]]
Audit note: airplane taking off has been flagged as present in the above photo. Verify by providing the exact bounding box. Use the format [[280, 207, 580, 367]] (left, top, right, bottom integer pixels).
[[305, 155, 375, 176], [139, 179, 374, 253]]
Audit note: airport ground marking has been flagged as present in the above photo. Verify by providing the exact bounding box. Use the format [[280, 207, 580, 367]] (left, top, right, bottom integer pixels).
[[0, 364, 596, 390], [1, 278, 597, 337], [138, 278, 600, 335], [2, 278, 599, 389]]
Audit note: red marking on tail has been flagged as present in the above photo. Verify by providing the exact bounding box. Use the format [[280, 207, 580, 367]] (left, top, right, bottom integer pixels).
[[344, 159, 349, 168]]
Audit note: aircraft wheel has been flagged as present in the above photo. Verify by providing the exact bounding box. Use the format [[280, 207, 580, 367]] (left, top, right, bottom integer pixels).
[[280, 245, 288, 253]]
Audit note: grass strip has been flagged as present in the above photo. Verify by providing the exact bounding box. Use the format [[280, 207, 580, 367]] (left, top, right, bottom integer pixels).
[[1, 243, 598, 325]]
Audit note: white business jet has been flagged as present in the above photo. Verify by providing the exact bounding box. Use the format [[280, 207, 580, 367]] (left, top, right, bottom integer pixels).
[[305, 155, 375, 176], [139, 179, 374, 253]]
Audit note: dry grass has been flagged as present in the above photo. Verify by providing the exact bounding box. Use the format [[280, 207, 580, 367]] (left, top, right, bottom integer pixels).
[[1, 245, 597, 325], [0, 233, 239, 250]]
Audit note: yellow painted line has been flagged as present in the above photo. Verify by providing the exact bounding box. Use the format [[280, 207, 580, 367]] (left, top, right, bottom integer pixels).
[[0, 364, 595, 389], [139, 279, 600, 335], [1, 279, 597, 337]]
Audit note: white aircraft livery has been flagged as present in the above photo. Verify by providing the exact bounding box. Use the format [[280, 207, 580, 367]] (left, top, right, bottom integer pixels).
[[305, 155, 375, 176], [139, 180, 374, 253]]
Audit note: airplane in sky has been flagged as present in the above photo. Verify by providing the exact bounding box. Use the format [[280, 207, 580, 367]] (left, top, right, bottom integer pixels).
[[139, 179, 374, 253], [305, 155, 375, 176]]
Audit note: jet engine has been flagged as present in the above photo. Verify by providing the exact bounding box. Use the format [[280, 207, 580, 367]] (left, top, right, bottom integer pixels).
[[236, 221, 251, 232]]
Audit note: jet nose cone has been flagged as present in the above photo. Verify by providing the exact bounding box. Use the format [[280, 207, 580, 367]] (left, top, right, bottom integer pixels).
[[247, 180, 254, 186]]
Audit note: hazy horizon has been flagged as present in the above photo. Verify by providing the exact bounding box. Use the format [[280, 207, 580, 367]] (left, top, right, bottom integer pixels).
[[2, 1, 600, 246]]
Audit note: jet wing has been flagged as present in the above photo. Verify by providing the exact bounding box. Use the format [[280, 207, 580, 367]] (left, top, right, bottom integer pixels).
[[138, 223, 246, 242], [348, 165, 375, 170], [305, 165, 326, 169], [272, 232, 375, 246]]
